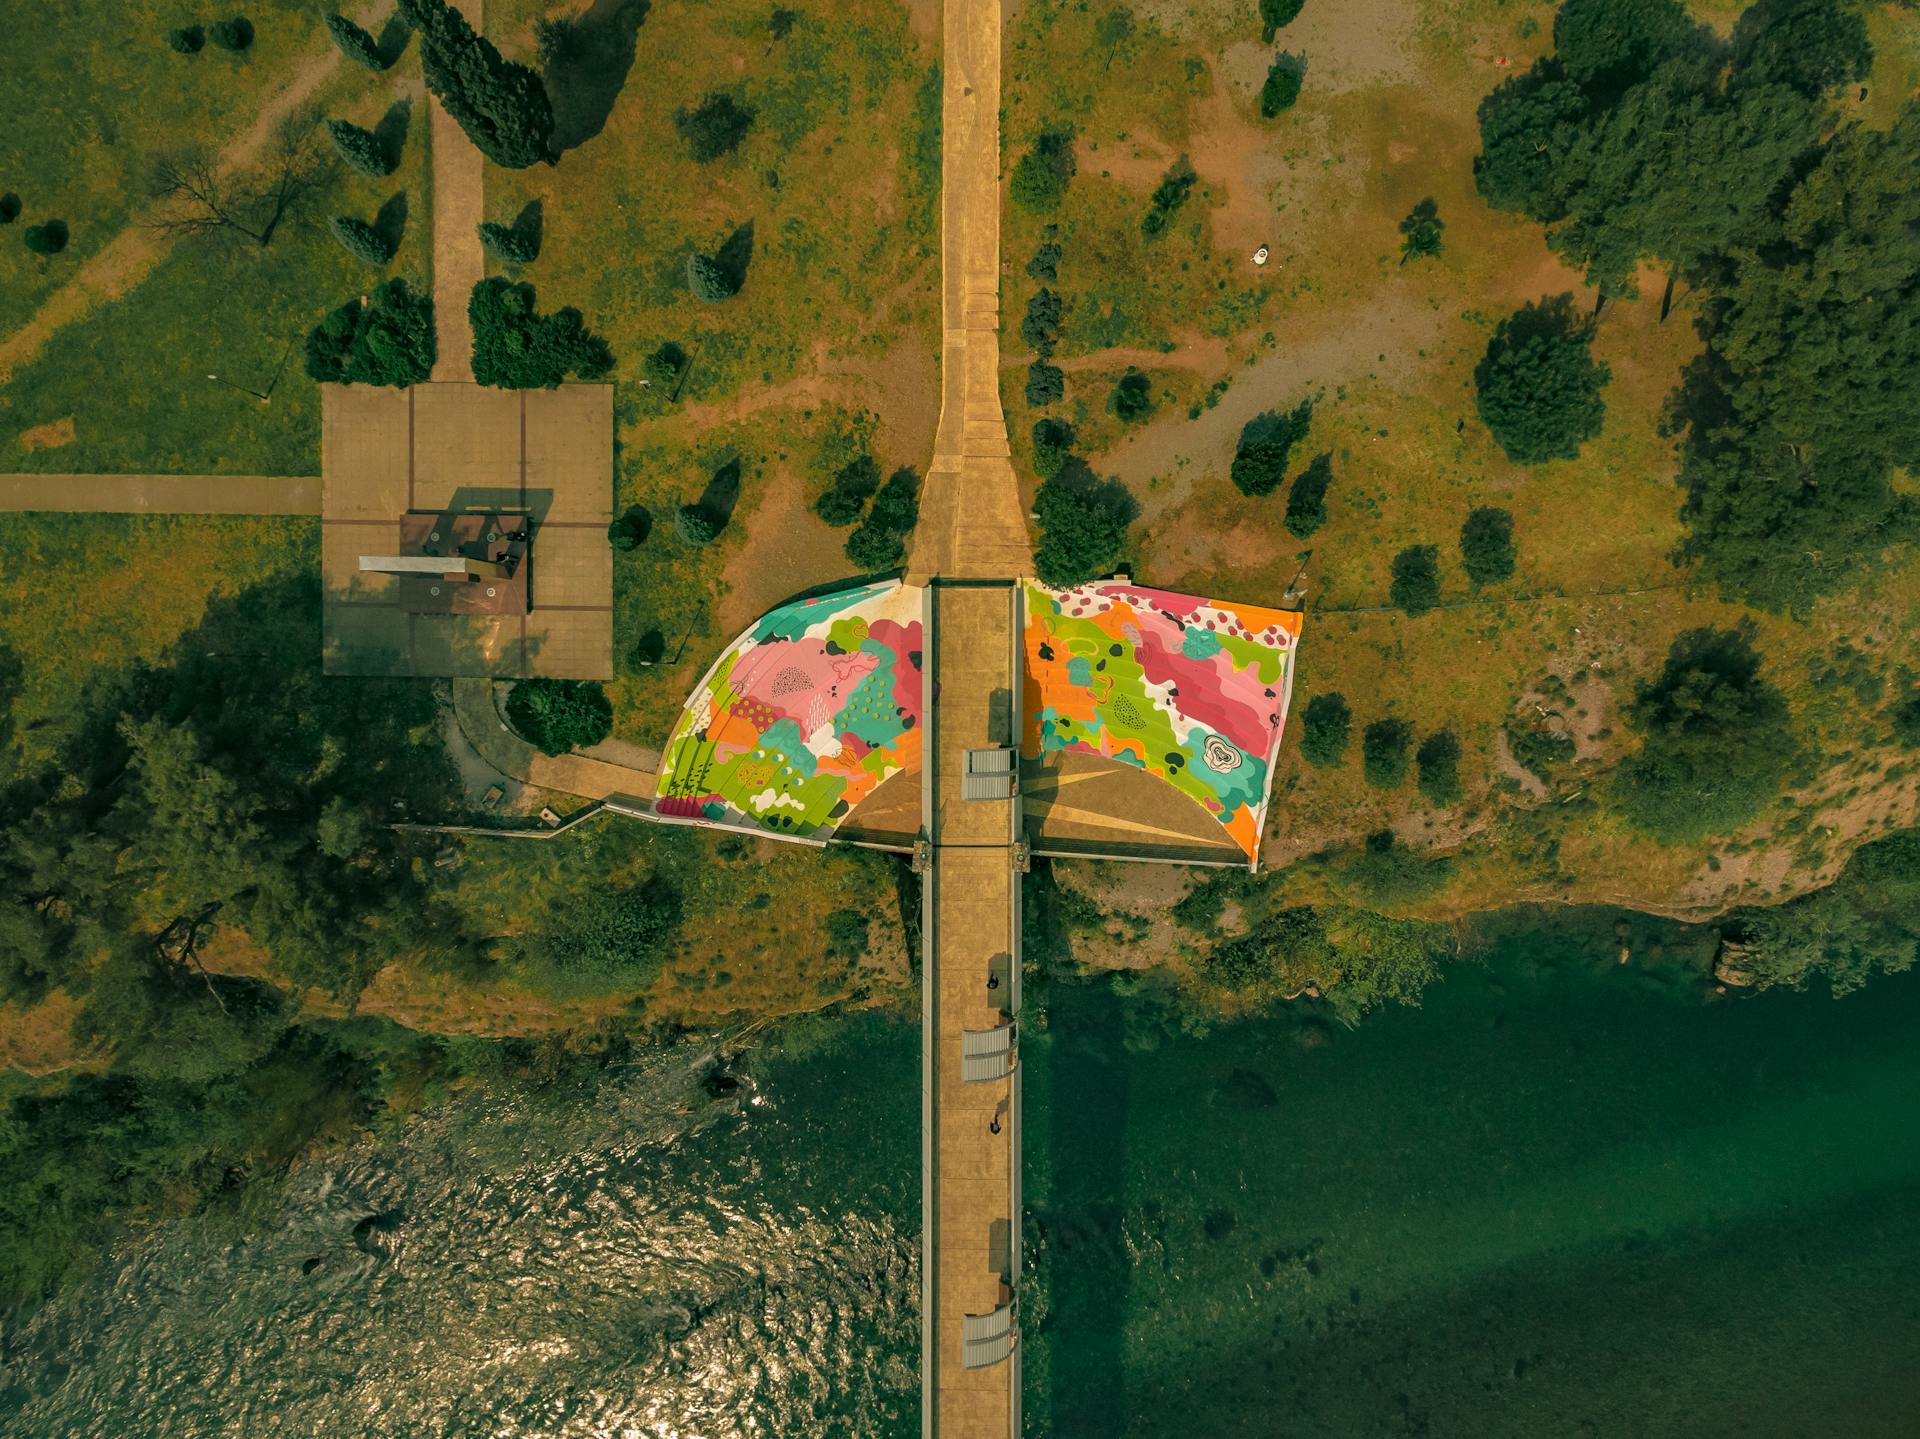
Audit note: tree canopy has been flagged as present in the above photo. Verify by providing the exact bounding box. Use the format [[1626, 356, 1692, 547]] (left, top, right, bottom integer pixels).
[[1363, 717, 1412, 788], [1230, 400, 1313, 497], [399, 0, 553, 168], [675, 93, 755, 162], [469, 277, 613, 388], [1474, 296, 1610, 464], [305, 278, 435, 386], [1011, 130, 1076, 213], [1388, 545, 1441, 616], [505, 678, 612, 757], [1459, 506, 1515, 586], [1299, 692, 1350, 768], [1033, 464, 1136, 584]]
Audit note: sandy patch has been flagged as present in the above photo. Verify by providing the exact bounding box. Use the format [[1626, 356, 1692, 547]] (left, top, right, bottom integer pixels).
[[16, 416, 75, 453]]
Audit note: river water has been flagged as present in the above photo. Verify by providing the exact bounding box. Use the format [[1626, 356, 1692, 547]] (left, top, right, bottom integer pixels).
[[5, 920, 1919, 1437]]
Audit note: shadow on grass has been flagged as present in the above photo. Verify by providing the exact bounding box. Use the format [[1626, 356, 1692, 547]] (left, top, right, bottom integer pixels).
[[375, 97, 413, 168], [372, 192, 408, 253], [714, 220, 755, 290], [547, 0, 652, 154], [509, 199, 543, 257], [695, 458, 743, 533], [376, 14, 414, 67]]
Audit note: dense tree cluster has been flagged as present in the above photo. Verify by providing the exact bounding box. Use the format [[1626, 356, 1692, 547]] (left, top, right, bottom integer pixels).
[[167, 24, 205, 53], [1416, 730, 1463, 806], [1033, 463, 1136, 584], [304, 278, 435, 386], [209, 17, 254, 52], [1727, 829, 1920, 995], [469, 277, 612, 388], [1388, 545, 1441, 616], [1230, 400, 1313, 496], [1260, 55, 1305, 117], [399, 0, 553, 168], [1109, 369, 1153, 424], [1259, 0, 1305, 43], [1474, 296, 1609, 464], [505, 678, 612, 757], [1363, 717, 1412, 788], [513, 880, 683, 998], [1031, 418, 1074, 480], [1140, 157, 1197, 237], [1197, 902, 1445, 1021], [845, 468, 921, 572], [1021, 287, 1062, 359], [813, 454, 881, 526]]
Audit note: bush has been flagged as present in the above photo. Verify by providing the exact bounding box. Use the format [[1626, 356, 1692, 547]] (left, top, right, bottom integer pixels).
[[1109, 369, 1154, 424], [1230, 401, 1312, 496], [1021, 288, 1062, 358], [1284, 452, 1333, 537], [1416, 730, 1463, 806], [326, 12, 388, 69], [1460, 506, 1515, 586], [1026, 362, 1064, 408], [1389, 545, 1441, 616], [305, 278, 436, 386], [208, 17, 254, 51], [1031, 418, 1074, 480], [1299, 692, 1350, 767], [478, 220, 537, 265], [675, 92, 754, 162], [1033, 467, 1136, 584], [1363, 717, 1412, 788], [326, 119, 395, 177], [504, 678, 612, 757], [1260, 56, 1304, 117], [1893, 694, 1920, 748], [1026, 240, 1062, 282], [1259, 0, 1305, 42], [607, 509, 650, 552], [23, 221, 68, 256], [642, 341, 688, 395], [515, 878, 682, 998], [0, 194, 19, 224], [469, 277, 613, 389], [330, 215, 395, 266], [867, 467, 921, 535], [1398, 197, 1444, 263], [814, 455, 881, 526], [676, 503, 719, 545], [1010, 130, 1076, 213], [1475, 295, 1610, 465], [167, 25, 206, 53], [687, 252, 738, 303], [400, 0, 552, 168], [1141, 157, 1197, 237], [846, 523, 905, 572], [825, 908, 870, 961]]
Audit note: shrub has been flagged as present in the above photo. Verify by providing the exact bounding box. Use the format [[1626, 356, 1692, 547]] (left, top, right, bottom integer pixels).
[[687, 252, 737, 303], [1259, 0, 1305, 42], [1230, 401, 1312, 496], [330, 215, 395, 266], [642, 341, 688, 395], [1299, 692, 1350, 768], [208, 17, 254, 51], [1389, 545, 1441, 616], [326, 119, 396, 177], [399, 0, 553, 168], [167, 25, 206, 53], [867, 468, 921, 535], [1460, 506, 1515, 586], [1010, 130, 1076, 213], [825, 908, 870, 961], [1505, 718, 1576, 784], [514, 878, 682, 998], [504, 678, 612, 756], [478, 220, 537, 265], [1284, 452, 1333, 537], [1031, 418, 1074, 480], [1033, 467, 1135, 584], [1416, 730, 1463, 806], [1026, 362, 1064, 408], [305, 278, 436, 387], [326, 12, 388, 70], [0, 194, 19, 224], [1260, 56, 1304, 117], [675, 92, 755, 162], [607, 509, 650, 552], [1398, 198, 1444, 263], [1475, 294, 1610, 465], [676, 503, 719, 545], [1109, 369, 1154, 424], [23, 221, 68, 256], [815, 455, 880, 526], [846, 522, 905, 572], [1141, 157, 1197, 237], [469, 277, 612, 389], [1021, 288, 1063, 358], [1363, 717, 1413, 788], [1893, 694, 1920, 748], [1026, 240, 1062, 282]]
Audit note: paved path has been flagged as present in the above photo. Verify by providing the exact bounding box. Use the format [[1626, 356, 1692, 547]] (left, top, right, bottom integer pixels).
[[428, 0, 486, 383], [0, 473, 320, 515], [451, 678, 657, 799]]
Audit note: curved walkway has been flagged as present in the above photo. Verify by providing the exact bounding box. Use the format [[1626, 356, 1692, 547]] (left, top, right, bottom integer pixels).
[[450, 678, 657, 799]]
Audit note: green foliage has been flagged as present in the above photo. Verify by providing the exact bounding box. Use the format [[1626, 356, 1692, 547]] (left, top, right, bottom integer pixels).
[[1025, 361, 1064, 408], [1258, 0, 1305, 43], [1732, 0, 1872, 98], [326, 119, 396, 177], [825, 907, 870, 962], [1031, 418, 1074, 480], [1613, 625, 1798, 840], [1230, 400, 1313, 496], [1416, 730, 1463, 806], [469, 277, 613, 389], [1474, 296, 1609, 465], [167, 24, 206, 53], [814, 454, 881, 526], [1345, 831, 1454, 908], [1473, 62, 1590, 220], [1893, 694, 1920, 748], [398, 0, 553, 168], [23, 220, 67, 256], [642, 341, 689, 395], [687, 252, 738, 302], [846, 522, 905, 572], [1398, 197, 1443, 263], [675, 92, 755, 162], [1026, 240, 1062, 282], [1553, 0, 1697, 92], [1284, 451, 1332, 537], [1011, 129, 1076, 213], [513, 878, 683, 998], [1299, 692, 1350, 768], [676, 502, 720, 545], [326, 12, 388, 70], [208, 17, 254, 51], [1506, 716, 1577, 784], [504, 678, 612, 757], [1109, 369, 1153, 424], [1140, 157, 1197, 237], [1021, 287, 1063, 358], [607, 508, 650, 552], [1033, 465, 1136, 585], [0, 193, 19, 224], [1729, 829, 1920, 995], [1199, 902, 1444, 1020], [305, 278, 435, 386], [1363, 716, 1412, 789], [1459, 506, 1515, 586], [846, 467, 920, 570], [1259, 56, 1304, 118], [329, 214, 394, 266], [1389, 545, 1441, 616], [478, 220, 537, 265]]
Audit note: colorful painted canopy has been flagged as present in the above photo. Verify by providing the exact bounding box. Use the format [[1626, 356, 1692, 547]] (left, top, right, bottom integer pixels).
[[653, 580, 923, 839], [1021, 581, 1301, 861]]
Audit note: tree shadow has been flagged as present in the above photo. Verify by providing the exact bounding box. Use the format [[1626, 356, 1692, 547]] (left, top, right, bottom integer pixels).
[[695, 458, 743, 533], [374, 97, 412, 168], [509, 199, 543, 257], [713, 220, 755, 290], [1054, 456, 1141, 525], [375, 13, 414, 67], [546, 0, 652, 154], [372, 192, 408, 253]]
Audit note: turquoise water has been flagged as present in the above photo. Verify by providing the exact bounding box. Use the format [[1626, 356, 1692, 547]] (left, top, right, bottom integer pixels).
[[5, 921, 1920, 1436]]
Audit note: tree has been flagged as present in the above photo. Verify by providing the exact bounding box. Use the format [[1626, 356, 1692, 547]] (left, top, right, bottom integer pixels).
[[846, 522, 905, 572], [1474, 295, 1609, 464], [505, 678, 612, 756], [23, 221, 67, 256], [1026, 361, 1064, 407], [1259, 0, 1304, 43], [478, 219, 537, 264], [1416, 730, 1463, 806], [675, 92, 754, 162], [687, 252, 738, 302], [1260, 56, 1305, 117], [1362, 718, 1412, 789], [0, 193, 19, 224], [1553, 0, 1696, 93], [1021, 288, 1063, 358], [1141, 157, 1197, 237], [326, 119, 395, 176], [1893, 694, 1920, 748], [1230, 401, 1312, 496], [1109, 369, 1153, 423], [1031, 418, 1074, 480], [1389, 546, 1441, 615], [1728, 830, 1920, 994], [208, 17, 255, 51], [326, 12, 389, 70], [1459, 506, 1515, 586], [398, 0, 553, 168], [305, 278, 436, 386], [1299, 692, 1350, 768], [607, 509, 650, 552], [814, 454, 881, 526], [1026, 240, 1061, 282], [1732, 0, 1872, 98], [867, 467, 921, 535], [167, 25, 205, 53], [1473, 61, 1589, 221], [1284, 452, 1333, 537], [1011, 129, 1076, 213], [469, 277, 613, 388], [515, 877, 682, 997], [330, 214, 395, 266], [1613, 625, 1798, 840], [151, 120, 329, 247], [1398, 198, 1443, 263], [643, 341, 688, 395], [1033, 466, 1136, 584], [676, 503, 719, 545]]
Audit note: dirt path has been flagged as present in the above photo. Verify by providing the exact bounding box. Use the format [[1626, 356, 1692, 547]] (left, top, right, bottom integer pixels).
[[0, 3, 394, 385], [429, 0, 485, 382], [0, 472, 320, 515]]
